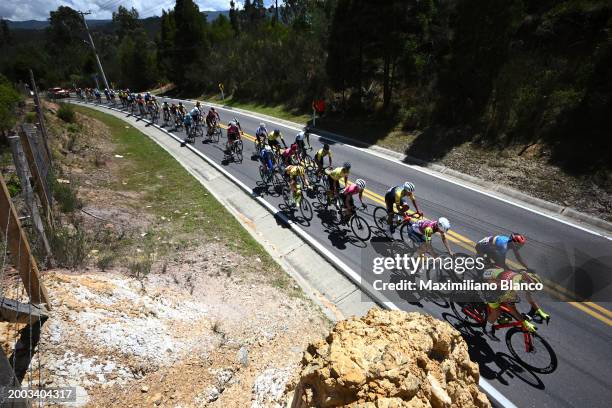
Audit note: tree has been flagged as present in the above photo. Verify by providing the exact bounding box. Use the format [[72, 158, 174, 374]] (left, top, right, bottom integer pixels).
[[112, 6, 141, 42], [173, 0, 208, 87], [0, 19, 11, 47], [118, 31, 158, 90], [157, 9, 176, 79], [229, 1, 240, 34], [47, 6, 88, 82], [0, 74, 21, 136]]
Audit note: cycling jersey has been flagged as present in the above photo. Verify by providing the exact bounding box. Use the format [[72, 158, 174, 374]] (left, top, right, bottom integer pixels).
[[183, 115, 192, 125], [388, 186, 415, 204], [478, 235, 511, 255], [282, 146, 296, 158], [343, 184, 360, 196], [411, 220, 438, 243], [268, 131, 282, 141], [286, 165, 304, 178], [315, 148, 332, 161], [162, 104, 169, 111], [190, 108, 200, 117], [329, 167, 348, 181], [260, 149, 274, 169], [483, 268, 522, 305], [256, 127, 268, 138]]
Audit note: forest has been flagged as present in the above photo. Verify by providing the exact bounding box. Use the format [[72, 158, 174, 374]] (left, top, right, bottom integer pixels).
[[0, 0, 610, 180]]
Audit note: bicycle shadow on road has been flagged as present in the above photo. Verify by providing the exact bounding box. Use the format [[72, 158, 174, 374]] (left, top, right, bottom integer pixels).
[[442, 313, 546, 390]]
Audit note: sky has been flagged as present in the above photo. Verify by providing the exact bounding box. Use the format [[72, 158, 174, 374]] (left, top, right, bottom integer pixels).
[[1, 0, 275, 21]]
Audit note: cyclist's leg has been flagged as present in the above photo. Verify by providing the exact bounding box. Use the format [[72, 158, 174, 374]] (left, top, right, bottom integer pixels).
[[384, 191, 395, 226]]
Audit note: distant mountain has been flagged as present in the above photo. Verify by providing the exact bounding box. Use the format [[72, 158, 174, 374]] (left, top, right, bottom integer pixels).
[[5, 10, 229, 31]]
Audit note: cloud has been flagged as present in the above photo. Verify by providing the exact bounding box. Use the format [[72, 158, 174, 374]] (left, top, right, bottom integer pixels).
[[1, 0, 274, 21]]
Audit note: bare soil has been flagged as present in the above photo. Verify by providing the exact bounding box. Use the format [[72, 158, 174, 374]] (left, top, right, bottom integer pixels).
[[0, 102, 330, 407]]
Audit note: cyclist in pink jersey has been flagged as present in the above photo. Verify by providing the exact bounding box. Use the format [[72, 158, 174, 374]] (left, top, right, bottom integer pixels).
[[409, 217, 454, 257], [281, 143, 299, 166], [340, 179, 367, 221]]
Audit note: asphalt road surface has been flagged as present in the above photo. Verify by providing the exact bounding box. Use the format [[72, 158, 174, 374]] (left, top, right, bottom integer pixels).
[[82, 96, 612, 408]]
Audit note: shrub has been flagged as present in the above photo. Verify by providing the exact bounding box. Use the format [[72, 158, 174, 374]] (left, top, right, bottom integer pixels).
[[57, 103, 76, 123], [25, 112, 37, 123], [50, 224, 88, 269], [52, 178, 82, 213]]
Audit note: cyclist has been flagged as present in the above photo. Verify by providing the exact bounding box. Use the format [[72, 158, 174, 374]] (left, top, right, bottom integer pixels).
[[136, 94, 145, 115], [482, 267, 539, 334], [281, 143, 299, 166], [195, 101, 204, 116], [314, 144, 333, 174], [284, 164, 311, 197], [326, 162, 351, 200], [189, 106, 201, 125], [183, 111, 193, 138], [206, 107, 220, 131], [294, 129, 311, 156], [476, 233, 529, 270], [177, 102, 187, 117], [340, 179, 367, 222], [144, 92, 152, 102], [385, 182, 422, 234], [408, 217, 453, 258], [226, 120, 241, 153], [162, 101, 170, 123], [255, 123, 268, 147], [476, 233, 549, 322], [267, 129, 286, 153], [259, 145, 276, 176]]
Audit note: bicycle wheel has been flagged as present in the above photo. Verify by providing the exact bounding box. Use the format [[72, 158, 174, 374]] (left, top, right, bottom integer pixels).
[[299, 196, 313, 221], [272, 172, 284, 194], [399, 223, 419, 250], [506, 328, 557, 374], [350, 214, 372, 241], [281, 186, 293, 207], [234, 139, 243, 162], [315, 185, 329, 206], [373, 206, 390, 230], [259, 165, 267, 184], [450, 302, 488, 327], [214, 127, 221, 142]]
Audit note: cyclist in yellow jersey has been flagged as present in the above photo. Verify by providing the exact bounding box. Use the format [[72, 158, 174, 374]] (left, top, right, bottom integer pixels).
[[326, 162, 351, 198], [314, 143, 332, 174], [385, 182, 422, 234], [285, 164, 310, 195], [267, 129, 287, 153]]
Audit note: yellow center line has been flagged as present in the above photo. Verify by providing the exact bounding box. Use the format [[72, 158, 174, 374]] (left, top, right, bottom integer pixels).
[[212, 123, 611, 325]]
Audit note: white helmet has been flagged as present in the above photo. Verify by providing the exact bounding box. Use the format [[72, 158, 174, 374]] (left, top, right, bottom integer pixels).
[[403, 182, 415, 192], [264, 145, 272, 151], [437, 217, 450, 232], [296, 131, 305, 141], [355, 179, 366, 190], [260, 122, 266, 128]]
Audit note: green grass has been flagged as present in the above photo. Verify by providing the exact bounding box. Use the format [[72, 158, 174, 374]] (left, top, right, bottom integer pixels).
[[205, 94, 312, 124], [71, 105, 291, 283]]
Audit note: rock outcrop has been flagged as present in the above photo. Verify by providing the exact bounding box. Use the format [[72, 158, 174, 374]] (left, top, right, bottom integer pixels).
[[290, 309, 490, 408]]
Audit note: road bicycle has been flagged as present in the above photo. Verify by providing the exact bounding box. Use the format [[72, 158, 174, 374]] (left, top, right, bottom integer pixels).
[[206, 123, 221, 143], [162, 110, 170, 126], [226, 134, 243, 162], [281, 182, 313, 221], [337, 203, 372, 241], [452, 301, 557, 374], [373, 207, 424, 242]]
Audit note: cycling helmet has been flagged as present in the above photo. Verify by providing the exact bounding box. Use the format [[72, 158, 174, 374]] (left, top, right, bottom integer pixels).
[[355, 179, 366, 190], [211, 107, 216, 111], [437, 217, 451, 232], [296, 131, 305, 140], [178, 102, 183, 106], [274, 129, 280, 134], [323, 143, 330, 150], [510, 233, 526, 245], [290, 143, 298, 151], [260, 122, 266, 128], [146, 92, 151, 96], [343, 162, 351, 170], [196, 101, 201, 106], [264, 145, 272, 152], [403, 182, 415, 192]]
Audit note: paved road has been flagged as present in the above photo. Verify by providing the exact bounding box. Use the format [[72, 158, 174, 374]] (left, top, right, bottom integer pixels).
[[82, 97, 611, 408]]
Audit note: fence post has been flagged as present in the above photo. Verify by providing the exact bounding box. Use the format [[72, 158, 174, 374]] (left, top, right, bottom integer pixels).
[[0, 173, 50, 307], [18, 126, 53, 228], [29, 69, 53, 166], [8, 133, 53, 264]]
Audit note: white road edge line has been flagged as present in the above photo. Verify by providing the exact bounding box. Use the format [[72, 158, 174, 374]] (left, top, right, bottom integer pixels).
[[74, 100, 519, 408], [179, 97, 610, 241]]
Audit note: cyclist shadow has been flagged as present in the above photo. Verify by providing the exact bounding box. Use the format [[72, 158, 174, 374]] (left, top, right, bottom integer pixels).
[[278, 203, 311, 227], [442, 313, 546, 390], [313, 207, 367, 250]]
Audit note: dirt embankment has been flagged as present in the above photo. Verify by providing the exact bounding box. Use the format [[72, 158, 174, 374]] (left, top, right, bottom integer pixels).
[[1, 102, 331, 407]]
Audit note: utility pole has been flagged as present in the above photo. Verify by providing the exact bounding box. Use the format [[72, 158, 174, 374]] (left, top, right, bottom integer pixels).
[[78, 10, 111, 91]]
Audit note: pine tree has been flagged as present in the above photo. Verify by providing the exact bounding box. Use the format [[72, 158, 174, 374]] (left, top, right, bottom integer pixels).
[[173, 0, 207, 87]]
